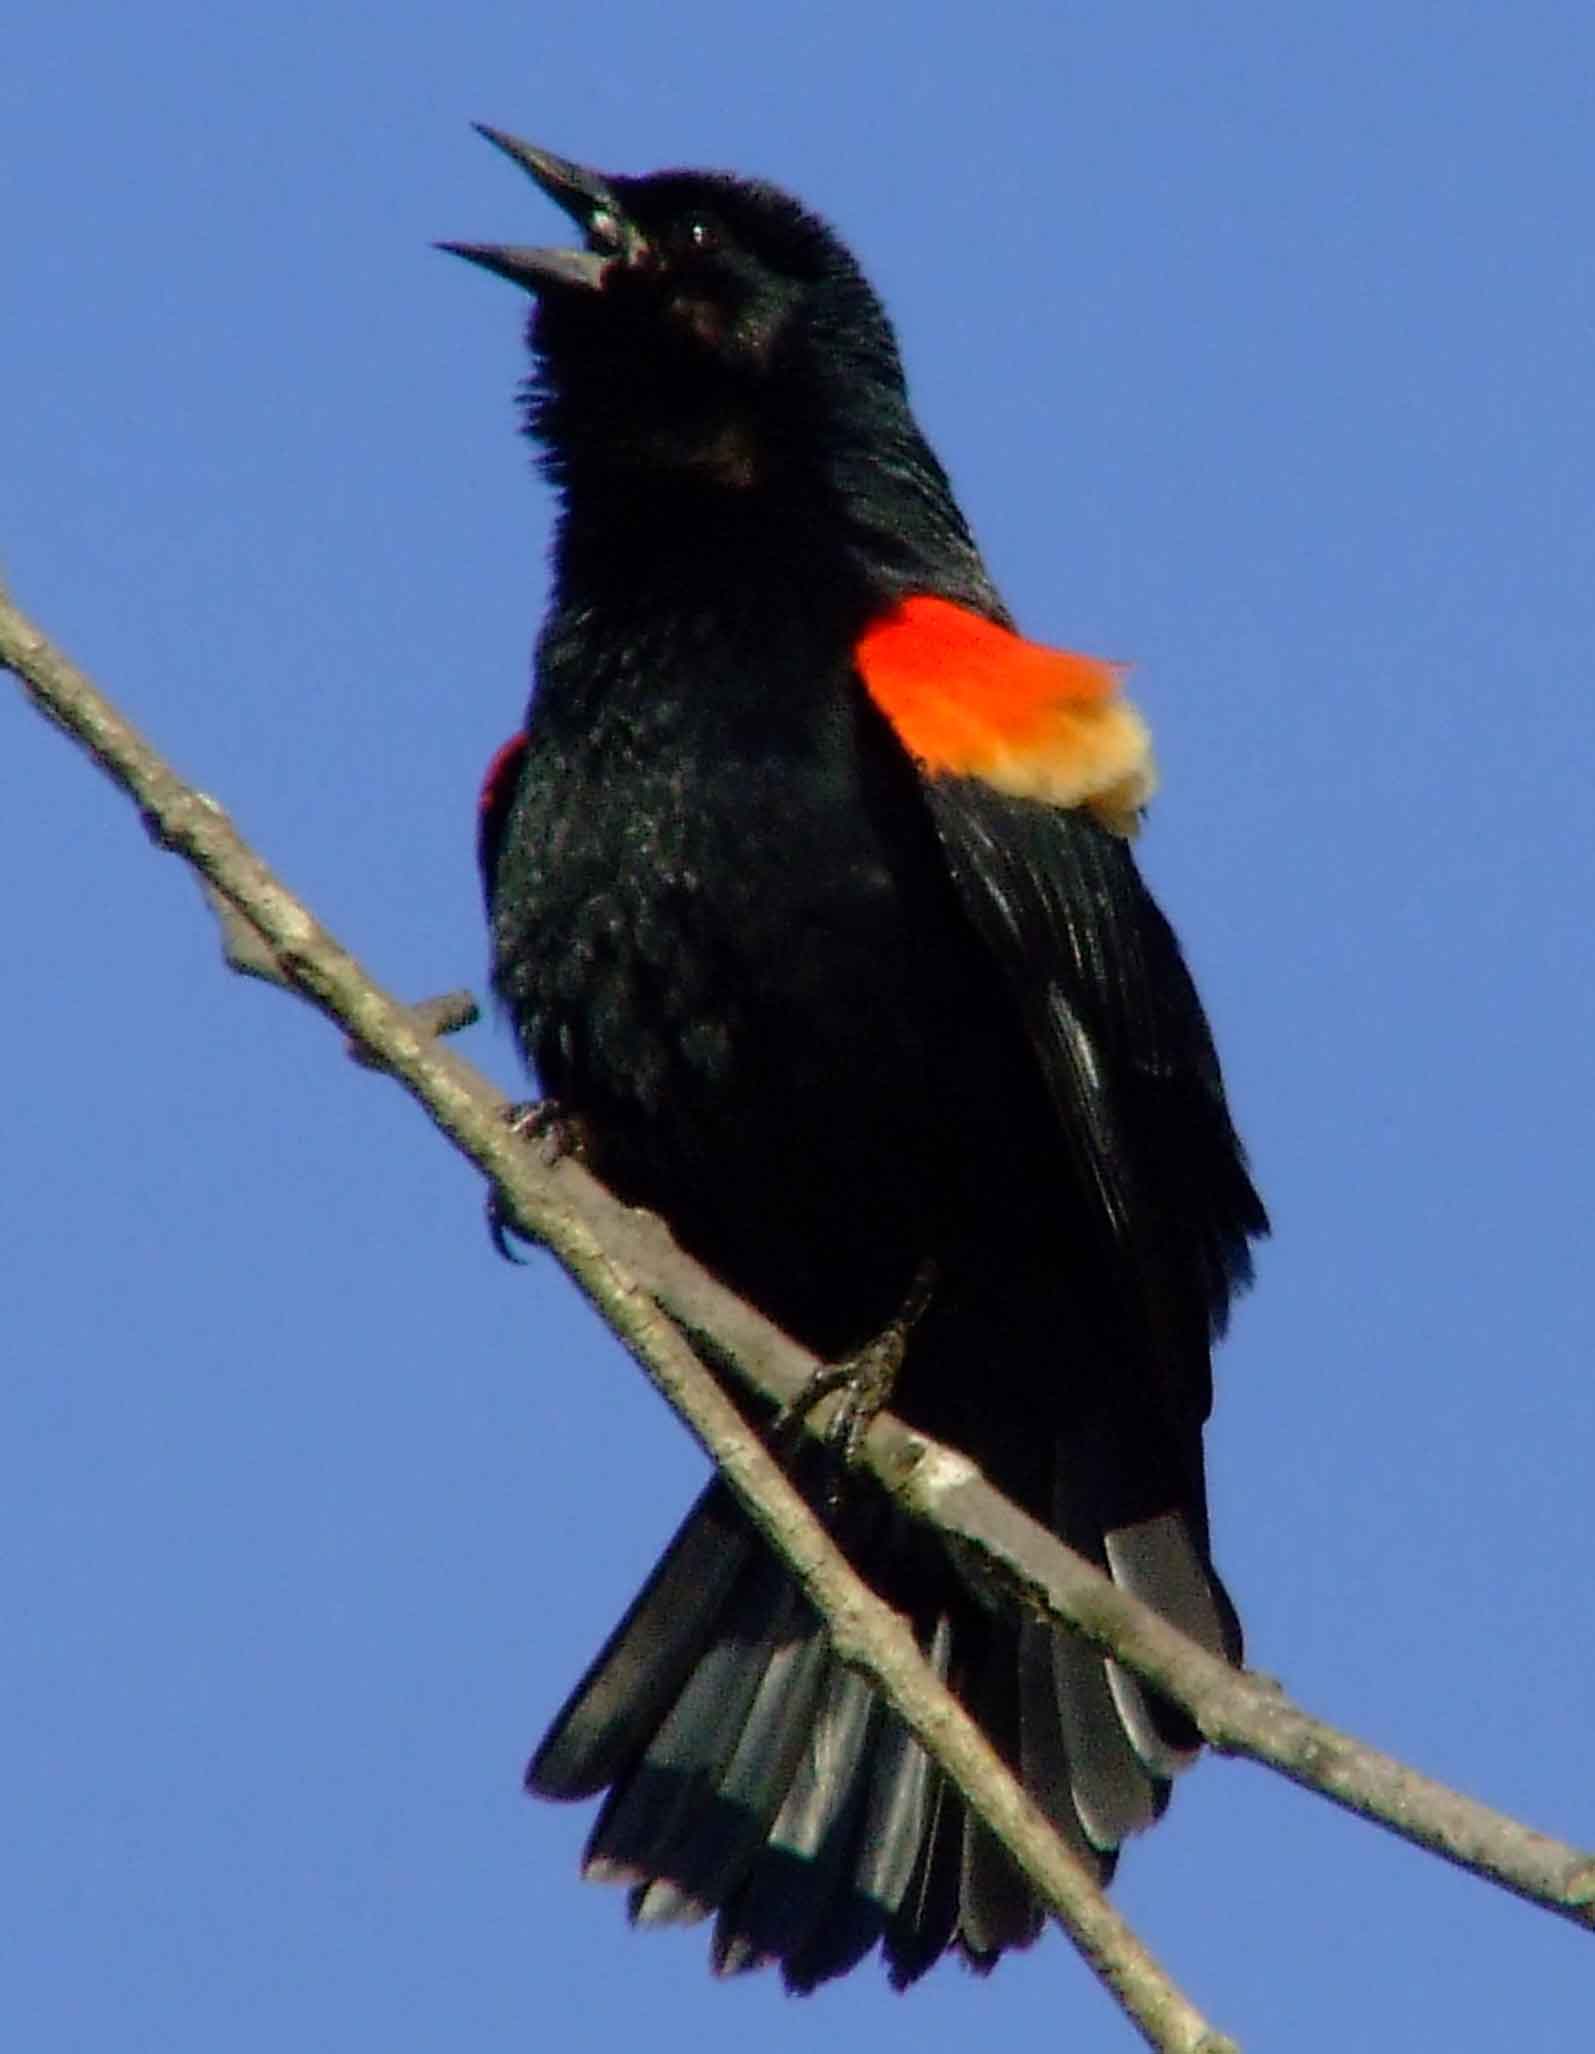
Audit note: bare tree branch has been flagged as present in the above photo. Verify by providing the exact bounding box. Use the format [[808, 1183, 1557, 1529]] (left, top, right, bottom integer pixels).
[[195, 876, 479, 1059], [7, 580, 1594, 2042], [2, 582, 1235, 2049]]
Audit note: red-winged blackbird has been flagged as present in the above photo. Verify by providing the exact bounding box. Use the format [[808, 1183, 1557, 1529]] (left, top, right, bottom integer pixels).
[[445, 127, 1267, 1992]]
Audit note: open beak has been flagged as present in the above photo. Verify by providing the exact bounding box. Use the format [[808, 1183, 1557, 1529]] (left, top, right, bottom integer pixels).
[[439, 125, 625, 293]]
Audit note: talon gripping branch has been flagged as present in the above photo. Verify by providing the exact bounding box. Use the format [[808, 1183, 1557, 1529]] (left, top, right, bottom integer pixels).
[[445, 127, 1267, 1991]]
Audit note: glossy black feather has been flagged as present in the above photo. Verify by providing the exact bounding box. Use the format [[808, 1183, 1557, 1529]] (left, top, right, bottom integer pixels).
[[923, 780, 1267, 1342], [460, 144, 1267, 1990]]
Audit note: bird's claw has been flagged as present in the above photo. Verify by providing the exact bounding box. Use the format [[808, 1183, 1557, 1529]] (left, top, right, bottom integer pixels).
[[486, 1098, 591, 1262], [774, 1258, 938, 1477]]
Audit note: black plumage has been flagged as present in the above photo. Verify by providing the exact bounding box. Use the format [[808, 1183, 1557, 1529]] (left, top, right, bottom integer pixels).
[[447, 129, 1267, 1990]]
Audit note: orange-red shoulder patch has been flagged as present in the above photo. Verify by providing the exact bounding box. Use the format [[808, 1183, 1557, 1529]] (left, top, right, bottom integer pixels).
[[854, 596, 1155, 835]]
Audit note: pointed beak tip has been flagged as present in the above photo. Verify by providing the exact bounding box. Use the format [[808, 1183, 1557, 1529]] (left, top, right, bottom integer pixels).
[[437, 239, 611, 296], [435, 239, 500, 275], [469, 120, 518, 156], [463, 122, 617, 228]]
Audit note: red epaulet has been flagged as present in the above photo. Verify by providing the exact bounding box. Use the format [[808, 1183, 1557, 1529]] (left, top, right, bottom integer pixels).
[[478, 730, 530, 884], [853, 595, 1155, 834]]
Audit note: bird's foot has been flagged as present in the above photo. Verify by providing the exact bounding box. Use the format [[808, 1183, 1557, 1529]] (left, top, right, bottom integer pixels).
[[775, 1258, 938, 1472], [486, 1098, 592, 1262]]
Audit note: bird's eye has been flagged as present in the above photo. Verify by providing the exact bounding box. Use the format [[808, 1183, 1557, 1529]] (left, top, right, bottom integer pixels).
[[682, 213, 720, 254]]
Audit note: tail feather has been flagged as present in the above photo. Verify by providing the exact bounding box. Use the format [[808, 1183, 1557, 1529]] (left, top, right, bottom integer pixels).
[[785, 1633, 948, 1988], [956, 1635, 1045, 1963], [633, 1587, 829, 1927], [1050, 1624, 1163, 1848], [854, 1614, 949, 1910], [881, 1754, 963, 1988], [529, 1440, 1239, 1988], [1103, 1511, 1239, 1763], [583, 1535, 795, 1894], [711, 1658, 879, 1983], [959, 1820, 1044, 1963], [1017, 1619, 1115, 1877], [529, 1482, 751, 1800], [1048, 1453, 1167, 1847]]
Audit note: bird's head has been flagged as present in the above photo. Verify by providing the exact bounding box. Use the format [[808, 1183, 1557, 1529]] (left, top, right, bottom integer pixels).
[[442, 127, 911, 494]]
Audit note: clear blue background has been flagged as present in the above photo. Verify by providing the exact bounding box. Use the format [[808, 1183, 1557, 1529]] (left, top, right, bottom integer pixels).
[[6, 6, 1594, 2049]]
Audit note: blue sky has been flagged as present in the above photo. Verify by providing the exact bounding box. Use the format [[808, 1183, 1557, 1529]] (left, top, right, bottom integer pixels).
[[6, 5, 1595, 2049]]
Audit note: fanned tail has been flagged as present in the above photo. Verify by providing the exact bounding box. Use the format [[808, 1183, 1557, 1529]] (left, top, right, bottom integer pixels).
[[526, 1440, 1239, 1991]]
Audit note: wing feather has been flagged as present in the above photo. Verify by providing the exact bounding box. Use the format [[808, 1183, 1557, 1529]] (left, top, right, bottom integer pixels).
[[920, 774, 1267, 1373]]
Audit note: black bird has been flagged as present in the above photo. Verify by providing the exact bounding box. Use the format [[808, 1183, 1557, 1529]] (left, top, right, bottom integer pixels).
[[445, 127, 1267, 1991]]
